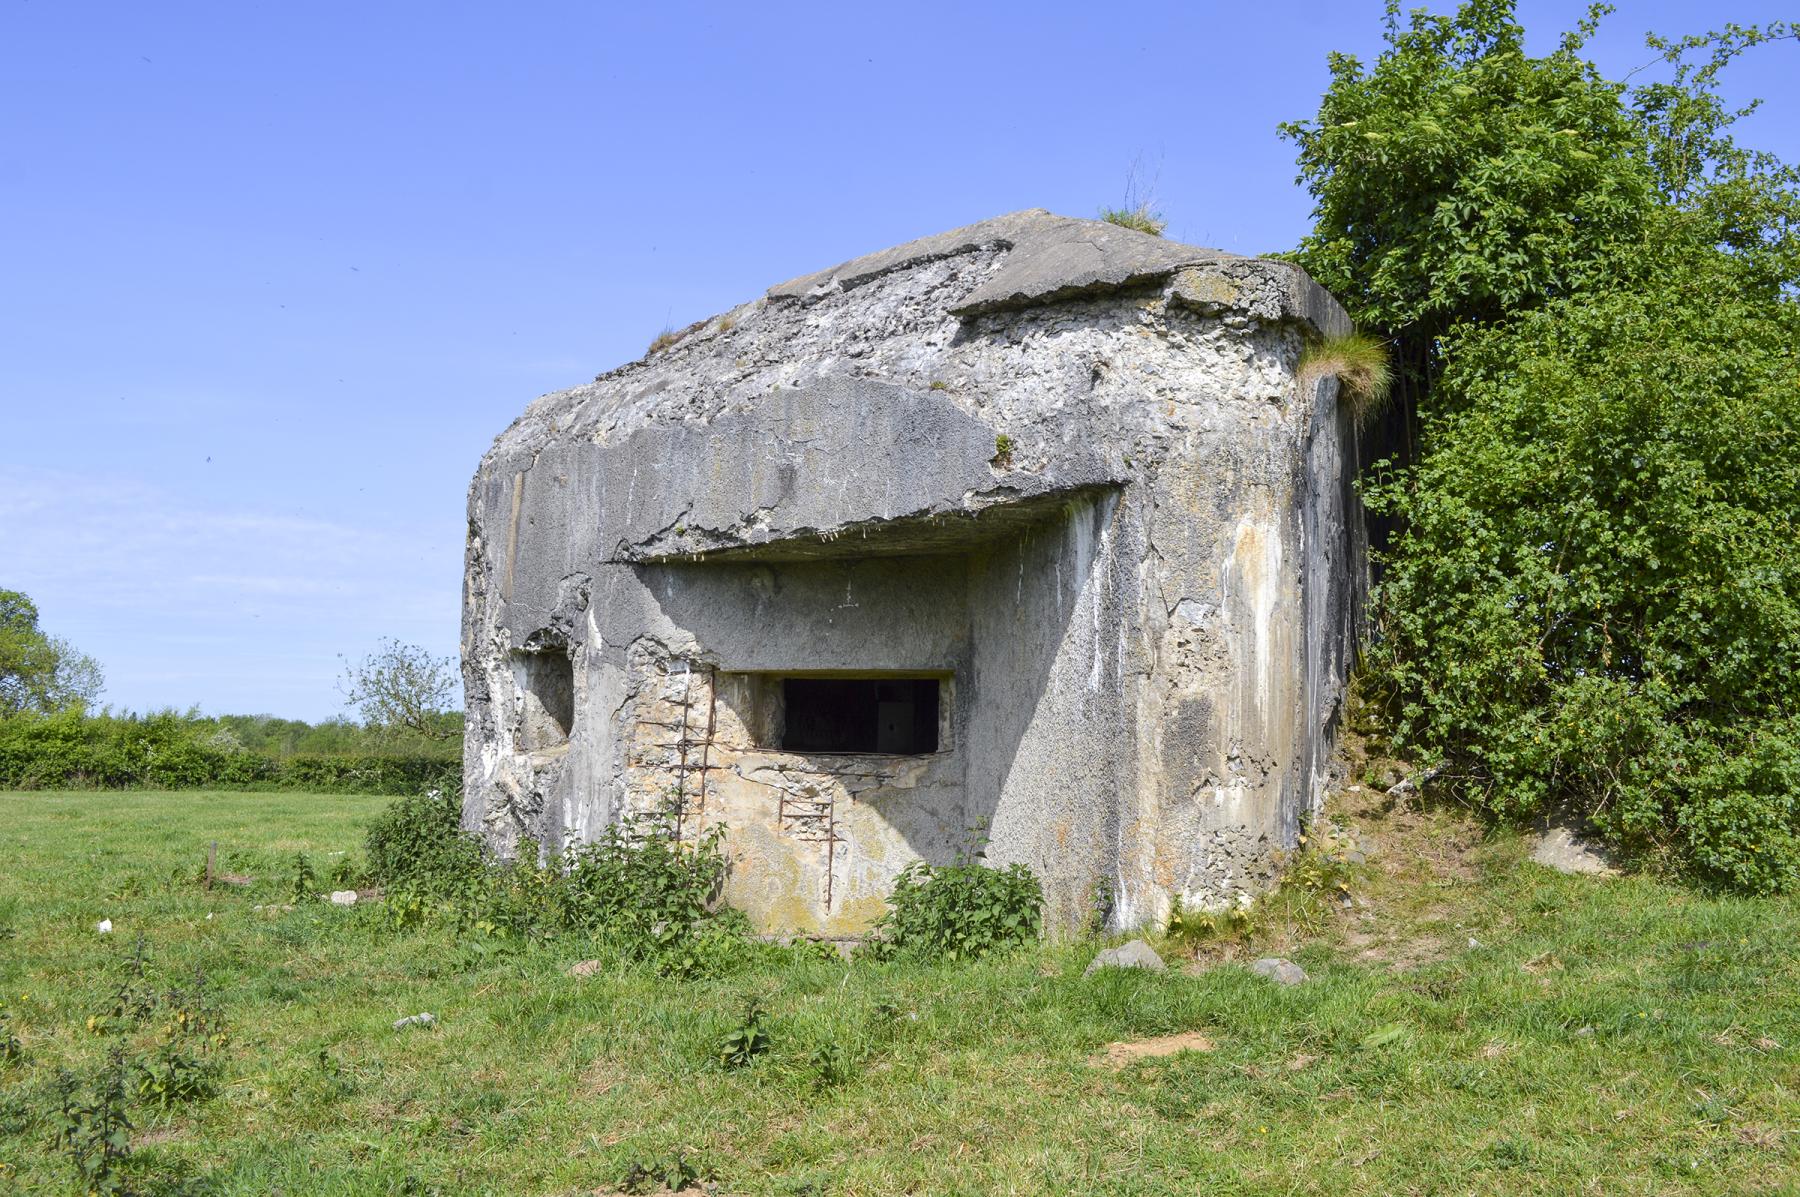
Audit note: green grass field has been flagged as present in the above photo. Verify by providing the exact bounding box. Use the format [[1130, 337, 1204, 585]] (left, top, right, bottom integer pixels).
[[1, 789, 1796, 1195]]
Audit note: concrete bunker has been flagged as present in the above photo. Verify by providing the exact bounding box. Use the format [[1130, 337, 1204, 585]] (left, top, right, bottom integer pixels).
[[463, 210, 1366, 936]]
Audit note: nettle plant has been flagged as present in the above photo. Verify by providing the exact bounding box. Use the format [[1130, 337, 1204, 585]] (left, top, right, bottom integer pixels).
[[364, 788, 736, 967], [561, 813, 728, 952], [869, 827, 1044, 962]]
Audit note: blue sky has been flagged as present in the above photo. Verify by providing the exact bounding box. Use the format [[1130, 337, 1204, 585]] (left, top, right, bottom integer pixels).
[[4, 1, 1796, 720]]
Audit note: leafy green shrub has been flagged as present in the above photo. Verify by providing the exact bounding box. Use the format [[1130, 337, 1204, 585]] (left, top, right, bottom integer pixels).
[[808, 1040, 854, 1087], [1283, 2, 1800, 892], [327, 855, 360, 889], [1280, 0, 1660, 384], [135, 1041, 218, 1109], [363, 788, 482, 891], [563, 815, 727, 956], [55, 1050, 135, 1196], [616, 1148, 713, 1195], [869, 856, 1044, 962], [288, 853, 318, 904], [1364, 273, 1800, 892], [93, 938, 159, 1033], [364, 794, 743, 965]]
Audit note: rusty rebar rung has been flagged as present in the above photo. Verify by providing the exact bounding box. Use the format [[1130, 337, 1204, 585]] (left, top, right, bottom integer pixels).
[[694, 668, 717, 821], [670, 665, 693, 843], [824, 802, 837, 910]]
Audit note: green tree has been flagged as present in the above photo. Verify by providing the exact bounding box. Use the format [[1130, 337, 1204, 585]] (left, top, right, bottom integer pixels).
[[1279, 0, 1655, 409], [0, 589, 103, 717], [1285, 2, 1800, 889], [1281, 2, 1795, 404], [339, 639, 461, 746]]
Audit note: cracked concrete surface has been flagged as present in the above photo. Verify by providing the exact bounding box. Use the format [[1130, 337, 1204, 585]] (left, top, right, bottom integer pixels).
[[462, 210, 1366, 935]]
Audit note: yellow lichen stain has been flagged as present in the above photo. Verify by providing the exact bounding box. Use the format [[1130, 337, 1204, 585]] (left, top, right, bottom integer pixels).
[[1171, 268, 1240, 308], [1055, 820, 1071, 849], [826, 893, 890, 936]]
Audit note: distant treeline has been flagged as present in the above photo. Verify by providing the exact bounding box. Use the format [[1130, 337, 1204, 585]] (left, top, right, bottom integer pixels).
[[0, 708, 462, 794]]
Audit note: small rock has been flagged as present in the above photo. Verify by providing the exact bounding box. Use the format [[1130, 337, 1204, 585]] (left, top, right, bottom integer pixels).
[[1386, 763, 1444, 799], [1530, 822, 1620, 877], [1250, 957, 1308, 986], [1574, 1025, 1596, 1038], [328, 890, 358, 907], [95, 918, 113, 935], [566, 959, 604, 978], [393, 1012, 436, 1030], [1084, 939, 1166, 976], [1467, 936, 1483, 949]]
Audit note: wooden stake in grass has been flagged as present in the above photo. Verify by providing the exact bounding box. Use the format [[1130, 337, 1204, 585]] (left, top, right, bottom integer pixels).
[[207, 841, 216, 891]]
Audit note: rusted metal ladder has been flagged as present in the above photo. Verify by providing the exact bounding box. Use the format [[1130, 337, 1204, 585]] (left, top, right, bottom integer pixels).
[[667, 660, 717, 844]]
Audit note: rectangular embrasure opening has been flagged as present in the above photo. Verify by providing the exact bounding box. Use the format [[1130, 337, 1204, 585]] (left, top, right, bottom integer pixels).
[[515, 649, 574, 751], [780, 677, 940, 754]]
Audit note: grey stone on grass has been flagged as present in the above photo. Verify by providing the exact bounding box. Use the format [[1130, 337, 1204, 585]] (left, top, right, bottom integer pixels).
[[1084, 939, 1166, 976], [392, 1012, 436, 1030], [1250, 957, 1308, 986], [328, 890, 358, 906], [1530, 822, 1620, 877]]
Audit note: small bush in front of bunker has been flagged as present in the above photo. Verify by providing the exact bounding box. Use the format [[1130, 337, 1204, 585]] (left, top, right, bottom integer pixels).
[[562, 814, 729, 961], [867, 857, 1044, 962], [364, 790, 740, 968], [364, 786, 483, 892]]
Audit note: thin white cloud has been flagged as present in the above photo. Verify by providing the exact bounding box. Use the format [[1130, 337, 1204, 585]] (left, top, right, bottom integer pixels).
[[0, 466, 460, 718]]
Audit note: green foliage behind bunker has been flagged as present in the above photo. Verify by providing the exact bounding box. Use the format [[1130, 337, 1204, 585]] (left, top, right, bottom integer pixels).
[[1284, 0, 1800, 891]]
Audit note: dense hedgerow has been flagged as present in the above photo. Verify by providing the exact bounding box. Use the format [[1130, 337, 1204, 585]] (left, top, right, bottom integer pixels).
[[0, 708, 459, 794]]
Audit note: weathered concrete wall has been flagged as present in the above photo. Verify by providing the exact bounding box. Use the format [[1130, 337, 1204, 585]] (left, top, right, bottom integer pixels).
[[462, 210, 1362, 935]]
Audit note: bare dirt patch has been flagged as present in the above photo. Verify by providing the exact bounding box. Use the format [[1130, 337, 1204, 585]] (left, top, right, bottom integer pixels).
[[1089, 1031, 1216, 1069]]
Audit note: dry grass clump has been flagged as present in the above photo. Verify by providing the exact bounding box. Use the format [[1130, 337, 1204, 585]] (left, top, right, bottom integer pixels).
[[1098, 203, 1167, 236], [1298, 331, 1393, 425], [645, 326, 687, 357]]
